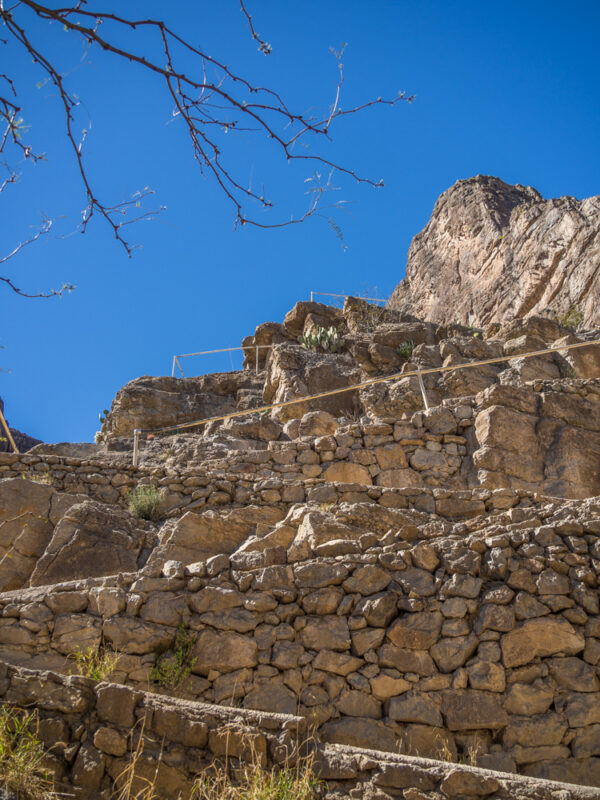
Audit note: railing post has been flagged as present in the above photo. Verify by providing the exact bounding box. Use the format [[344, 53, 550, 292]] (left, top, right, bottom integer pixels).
[[171, 356, 176, 377], [133, 429, 140, 467], [255, 345, 259, 375], [417, 369, 430, 410], [310, 291, 314, 302], [0, 408, 19, 453]]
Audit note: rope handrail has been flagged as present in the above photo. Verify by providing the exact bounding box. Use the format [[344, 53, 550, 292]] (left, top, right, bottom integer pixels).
[[133, 338, 600, 465], [175, 344, 275, 359], [310, 291, 387, 303], [171, 344, 275, 378], [0, 408, 19, 454], [172, 293, 387, 376]]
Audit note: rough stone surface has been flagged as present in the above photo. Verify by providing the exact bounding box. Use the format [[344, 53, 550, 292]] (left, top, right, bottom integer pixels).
[[388, 175, 600, 328]]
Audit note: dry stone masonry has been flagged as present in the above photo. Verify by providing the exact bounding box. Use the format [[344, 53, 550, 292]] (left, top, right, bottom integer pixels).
[[1, 662, 597, 800], [1, 491, 600, 792], [1, 176, 600, 798]]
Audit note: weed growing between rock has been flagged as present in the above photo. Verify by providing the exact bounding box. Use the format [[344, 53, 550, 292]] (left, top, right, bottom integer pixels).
[[555, 308, 584, 330], [127, 484, 165, 521], [149, 624, 197, 692], [69, 644, 119, 681], [193, 728, 323, 800], [21, 471, 52, 486], [0, 706, 57, 800]]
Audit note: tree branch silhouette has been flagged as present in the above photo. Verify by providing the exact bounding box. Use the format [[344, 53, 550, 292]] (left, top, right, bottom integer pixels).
[[0, 0, 413, 296]]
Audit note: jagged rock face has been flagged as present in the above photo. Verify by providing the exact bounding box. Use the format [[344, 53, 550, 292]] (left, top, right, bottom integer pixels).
[[388, 175, 600, 328]]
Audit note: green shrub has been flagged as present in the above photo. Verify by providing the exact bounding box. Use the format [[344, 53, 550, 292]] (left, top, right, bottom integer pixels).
[[128, 484, 165, 521], [150, 624, 197, 692], [0, 706, 55, 800], [396, 340, 414, 361], [556, 308, 583, 330]]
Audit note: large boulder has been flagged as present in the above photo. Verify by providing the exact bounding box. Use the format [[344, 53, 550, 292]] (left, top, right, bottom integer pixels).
[[29, 500, 151, 586], [0, 478, 58, 591], [100, 372, 263, 439], [472, 381, 600, 497], [241, 321, 294, 370], [143, 505, 284, 574], [282, 301, 343, 338], [263, 344, 362, 422]]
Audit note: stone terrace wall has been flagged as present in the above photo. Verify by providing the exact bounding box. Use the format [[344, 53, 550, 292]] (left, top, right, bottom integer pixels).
[[5, 377, 599, 510], [0, 402, 472, 512], [0, 661, 597, 800], [1, 494, 600, 787]]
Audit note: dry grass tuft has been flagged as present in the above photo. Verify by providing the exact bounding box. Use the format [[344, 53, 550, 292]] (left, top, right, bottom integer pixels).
[[69, 645, 119, 681], [111, 721, 322, 800], [193, 729, 322, 800], [111, 718, 160, 800]]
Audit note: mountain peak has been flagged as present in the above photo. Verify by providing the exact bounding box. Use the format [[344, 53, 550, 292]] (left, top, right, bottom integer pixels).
[[388, 176, 599, 327]]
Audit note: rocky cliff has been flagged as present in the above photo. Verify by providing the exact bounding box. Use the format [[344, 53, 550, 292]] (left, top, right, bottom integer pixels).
[[388, 176, 600, 328]]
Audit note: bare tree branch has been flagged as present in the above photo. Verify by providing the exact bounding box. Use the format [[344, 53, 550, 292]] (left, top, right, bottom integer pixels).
[[239, 0, 272, 55], [0, 0, 413, 294]]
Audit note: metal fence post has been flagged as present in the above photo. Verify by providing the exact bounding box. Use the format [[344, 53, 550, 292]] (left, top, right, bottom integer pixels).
[[256, 345, 259, 375], [417, 369, 430, 410], [133, 429, 140, 467]]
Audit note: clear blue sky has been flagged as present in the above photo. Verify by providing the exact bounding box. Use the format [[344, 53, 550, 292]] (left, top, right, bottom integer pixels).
[[2, 0, 599, 443]]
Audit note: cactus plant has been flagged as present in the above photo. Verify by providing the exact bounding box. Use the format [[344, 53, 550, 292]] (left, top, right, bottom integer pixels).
[[396, 340, 414, 361], [298, 326, 345, 353]]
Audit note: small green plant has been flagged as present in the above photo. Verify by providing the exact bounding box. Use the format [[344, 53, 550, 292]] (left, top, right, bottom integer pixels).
[[128, 484, 165, 521], [150, 624, 197, 692], [396, 340, 414, 361], [0, 706, 56, 800], [298, 326, 344, 354], [69, 645, 119, 681], [556, 308, 583, 330], [99, 407, 111, 424]]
